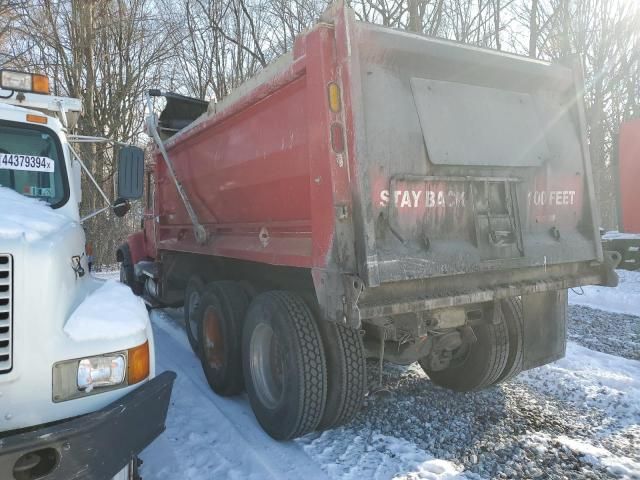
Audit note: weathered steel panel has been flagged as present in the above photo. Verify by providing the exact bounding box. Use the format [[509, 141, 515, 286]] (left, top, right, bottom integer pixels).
[[410, 78, 550, 167], [345, 21, 601, 286], [153, 60, 316, 267]]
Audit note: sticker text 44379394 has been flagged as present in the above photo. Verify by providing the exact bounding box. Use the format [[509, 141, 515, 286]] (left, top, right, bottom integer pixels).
[[0, 153, 55, 173]]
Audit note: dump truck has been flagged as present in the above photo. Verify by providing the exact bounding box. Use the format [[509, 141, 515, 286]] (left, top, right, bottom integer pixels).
[[0, 69, 175, 479], [603, 118, 640, 270], [118, 3, 618, 440]]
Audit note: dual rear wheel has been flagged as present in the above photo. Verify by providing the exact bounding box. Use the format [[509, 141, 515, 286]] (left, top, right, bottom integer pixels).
[[419, 297, 524, 391], [184, 276, 523, 437], [183, 280, 366, 440], [199, 282, 249, 396]]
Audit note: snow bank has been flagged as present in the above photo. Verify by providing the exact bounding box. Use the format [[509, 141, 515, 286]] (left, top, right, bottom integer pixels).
[[64, 280, 148, 341], [0, 186, 70, 242], [569, 269, 640, 316]]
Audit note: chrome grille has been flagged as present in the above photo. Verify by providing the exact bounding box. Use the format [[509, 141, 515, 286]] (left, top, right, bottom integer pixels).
[[0, 254, 12, 373]]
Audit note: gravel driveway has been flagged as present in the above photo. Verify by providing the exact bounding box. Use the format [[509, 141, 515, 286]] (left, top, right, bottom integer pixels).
[[568, 304, 639, 360], [300, 305, 640, 479]]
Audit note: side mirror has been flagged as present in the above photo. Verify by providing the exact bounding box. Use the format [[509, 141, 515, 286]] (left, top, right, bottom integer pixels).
[[117, 146, 144, 199], [112, 197, 131, 217]]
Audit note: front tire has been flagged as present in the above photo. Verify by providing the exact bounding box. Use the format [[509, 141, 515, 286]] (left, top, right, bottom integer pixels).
[[242, 291, 327, 440]]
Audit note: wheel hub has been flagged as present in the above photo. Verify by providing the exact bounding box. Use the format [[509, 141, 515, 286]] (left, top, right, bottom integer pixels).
[[203, 306, 225, 369], [250, 323, 285, 409]]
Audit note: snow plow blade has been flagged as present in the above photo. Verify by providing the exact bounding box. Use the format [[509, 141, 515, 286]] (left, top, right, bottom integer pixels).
[[0, 371, 176, 480]]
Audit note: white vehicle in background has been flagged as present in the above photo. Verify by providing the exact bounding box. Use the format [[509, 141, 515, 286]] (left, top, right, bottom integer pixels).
[[0, 70, 175, 480]]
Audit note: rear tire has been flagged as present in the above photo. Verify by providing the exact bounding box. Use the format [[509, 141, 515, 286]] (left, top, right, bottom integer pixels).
[[316, 322, 366, 430], [242, 291, 327, 440], [199, 282, 249, 396], [419, 312, 509, 392], [184, 276, 205, 356], [493, 297, 524, 384]]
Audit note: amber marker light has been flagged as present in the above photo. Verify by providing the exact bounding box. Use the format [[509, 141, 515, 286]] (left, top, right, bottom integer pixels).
[[128, 341, 150, 385], [328, 82, 342, 113], [32, 74, 50, 94], [26, 114, 48, 124]]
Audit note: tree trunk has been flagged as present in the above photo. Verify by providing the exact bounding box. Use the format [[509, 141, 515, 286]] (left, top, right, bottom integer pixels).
[[529, 0, 538, 58], [494, 0, 501, 51], [408, 0, 420, 33]]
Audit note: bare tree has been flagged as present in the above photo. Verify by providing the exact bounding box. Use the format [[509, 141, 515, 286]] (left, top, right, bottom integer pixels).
[[0, 0, 29, 66], [3, 0, 638, 258], [9, 0, 177, 265]]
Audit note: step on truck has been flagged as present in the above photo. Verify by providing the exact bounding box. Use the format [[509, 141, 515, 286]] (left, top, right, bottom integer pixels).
[[119, 3, 618, 440], [0, 70, 175, 479]]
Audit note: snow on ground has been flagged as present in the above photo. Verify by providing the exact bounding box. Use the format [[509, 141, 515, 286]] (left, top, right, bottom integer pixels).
[[141, 310, 467, 480], [92, 266, 120, 280], [134, 268, 639, 479], [556, 436, 640, 479], [603, 231, 640, 241], [518, 343, 640, 477], [0, 186, 70, 241], [569, 269, 640, 316], [140, 311, 640, 479], [63, 279, 148, 341]]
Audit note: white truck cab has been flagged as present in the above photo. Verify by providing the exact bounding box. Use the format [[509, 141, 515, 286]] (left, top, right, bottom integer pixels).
[[0, 70, 174, 480]]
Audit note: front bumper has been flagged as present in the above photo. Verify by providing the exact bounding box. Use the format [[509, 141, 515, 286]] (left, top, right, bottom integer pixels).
[[0, 371, 176, 480]]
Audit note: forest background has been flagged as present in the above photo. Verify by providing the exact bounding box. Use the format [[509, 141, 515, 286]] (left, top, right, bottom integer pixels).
[[1, 0, 638, 266]]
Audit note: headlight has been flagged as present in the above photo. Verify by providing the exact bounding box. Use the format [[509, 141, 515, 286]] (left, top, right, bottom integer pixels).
[[77, 355, 126, 392], [52, 342, 149, 402]]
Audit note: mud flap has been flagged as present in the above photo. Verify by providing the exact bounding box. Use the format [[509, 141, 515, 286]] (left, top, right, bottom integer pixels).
[[521, 289, 567, 370]]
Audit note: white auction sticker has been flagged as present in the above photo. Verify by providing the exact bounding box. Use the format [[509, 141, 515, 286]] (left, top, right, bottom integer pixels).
[[0, 153, 55, 173]]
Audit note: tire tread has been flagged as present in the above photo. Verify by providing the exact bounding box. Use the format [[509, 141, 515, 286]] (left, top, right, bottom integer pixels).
[[477, 316, 509, 389], [494, 297, 524, 384], [270, 291, 327, 438], [319, 324, 366, 429]]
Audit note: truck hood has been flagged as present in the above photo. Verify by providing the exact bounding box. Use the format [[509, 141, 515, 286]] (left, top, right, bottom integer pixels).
[[0, 187, 72, 242], [0, 190, 155, 432]]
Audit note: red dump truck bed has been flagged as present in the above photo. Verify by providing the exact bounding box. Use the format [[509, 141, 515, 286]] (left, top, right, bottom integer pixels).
[[120, 4, 617, 440], [145, 4, 610, 311]]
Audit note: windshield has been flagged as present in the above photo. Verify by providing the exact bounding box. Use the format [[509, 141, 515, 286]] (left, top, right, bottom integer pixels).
[[0, 121, 67, 207]]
